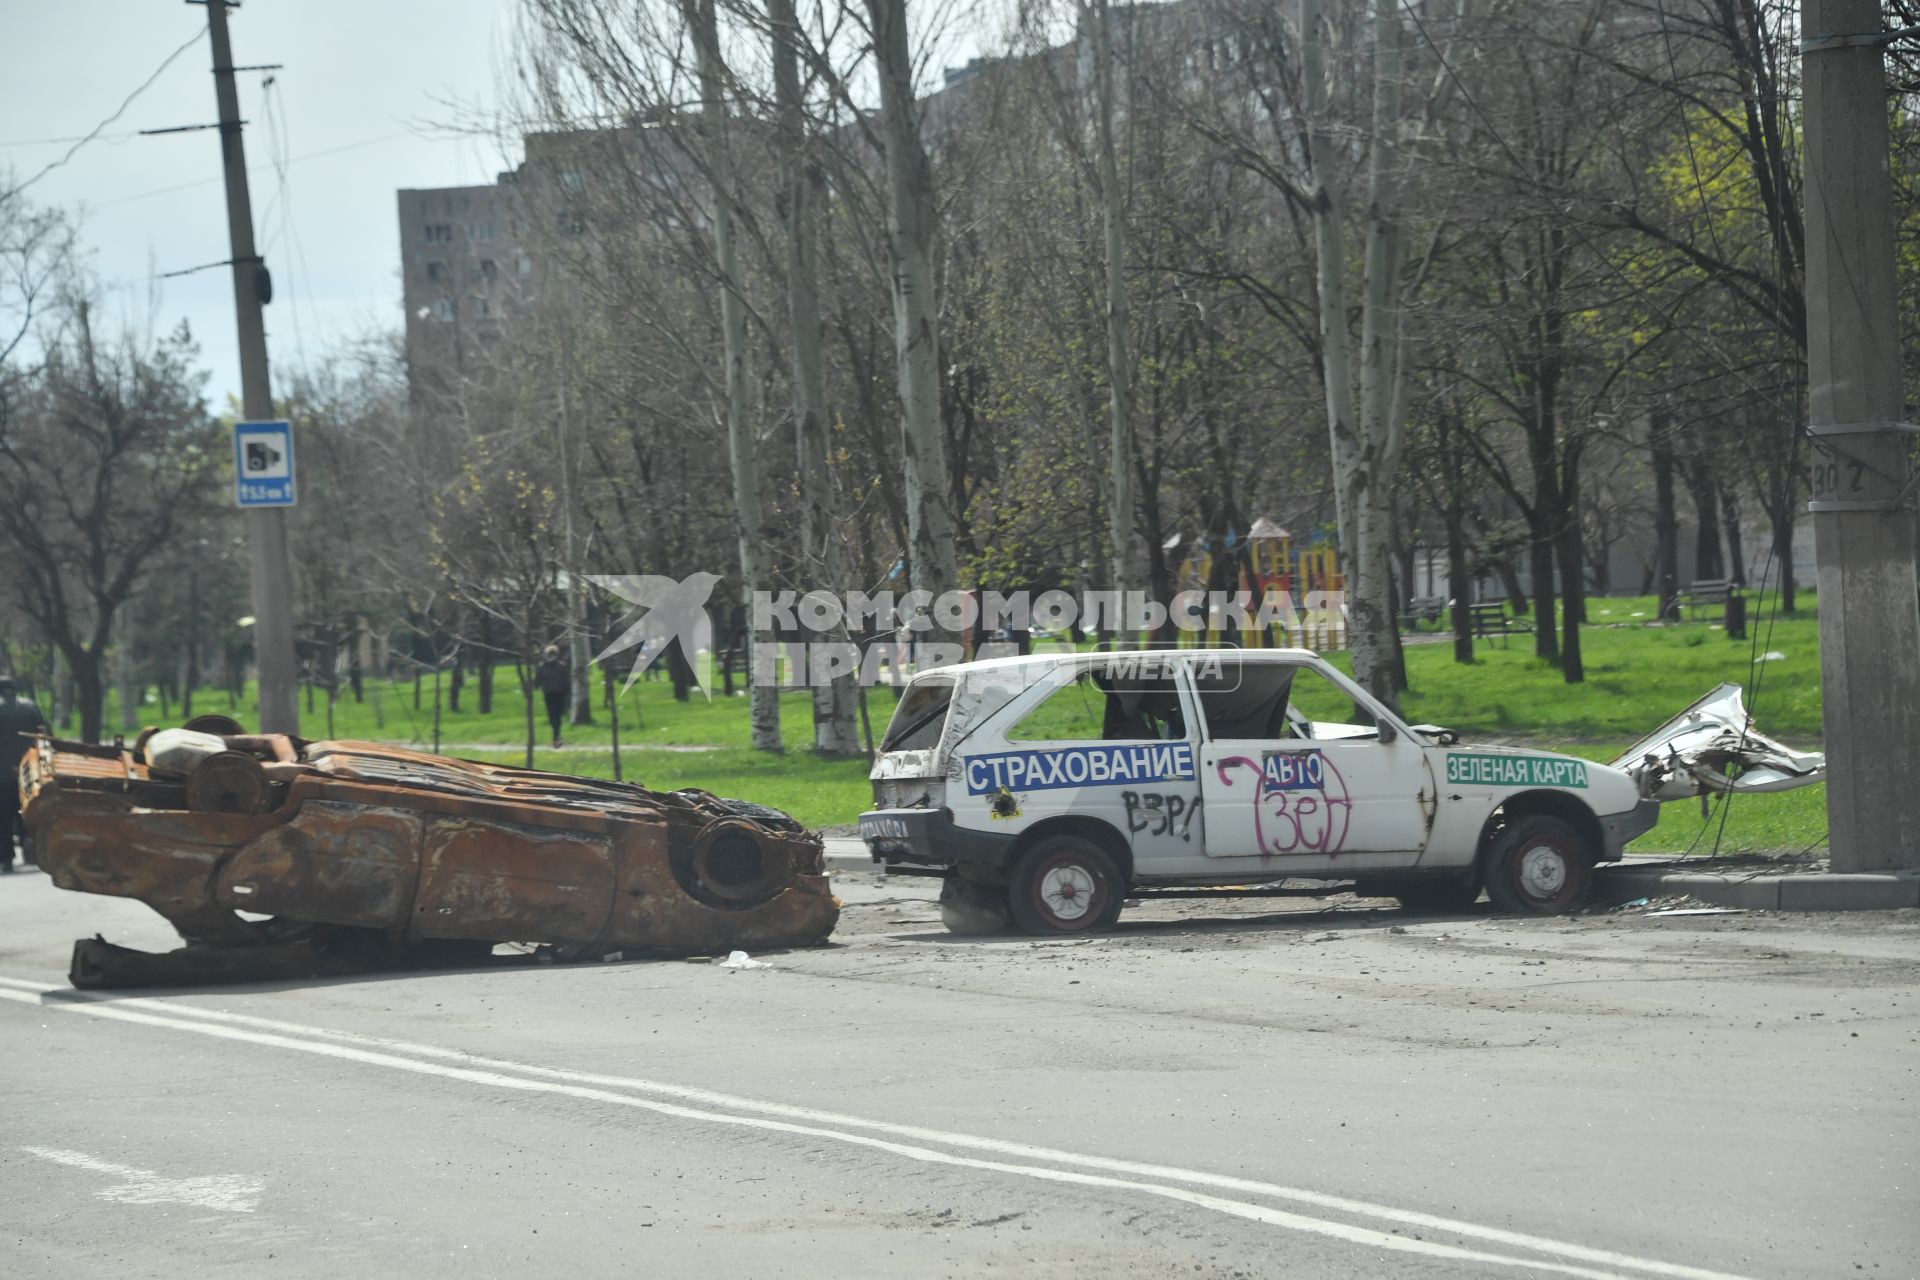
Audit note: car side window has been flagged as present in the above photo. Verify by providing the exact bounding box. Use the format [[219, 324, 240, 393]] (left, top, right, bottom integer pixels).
[[1006, 674, 1107, 741], [1286, 667, 1376, 733], [1006, 673, 1185, 742], [1191, 660, 1372, 739]]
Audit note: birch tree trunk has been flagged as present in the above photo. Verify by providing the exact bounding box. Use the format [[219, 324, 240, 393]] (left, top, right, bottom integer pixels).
[[772, 0, 859, 754], [1301, 0, 1355, 552], [1302, 0, 1408, 706], [557, 377, 593, 726], [117, 599, 140, 734], [1087, 0, 1137, 605], [866, 0, 958, 634], [690, 0, 781, 751]]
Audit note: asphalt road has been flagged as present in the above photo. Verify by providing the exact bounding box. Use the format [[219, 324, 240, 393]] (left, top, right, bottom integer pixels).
[[1, 862, 1915, 1280]]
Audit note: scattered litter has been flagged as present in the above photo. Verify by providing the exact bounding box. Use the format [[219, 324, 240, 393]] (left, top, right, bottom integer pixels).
[[718, 950, 772, 969], [1645, 907, 1745, 917], [1758, 651, 1786, 662], [1613, 897, 1652, 912], [600, 951, 625, 963]]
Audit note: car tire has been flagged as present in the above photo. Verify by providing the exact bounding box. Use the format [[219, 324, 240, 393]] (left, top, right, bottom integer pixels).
[[1006, 835, 1123, 936], [1482, 815, 1594, 915], [939, 875, 1011, 935], [1390, 878, 1480, 914]]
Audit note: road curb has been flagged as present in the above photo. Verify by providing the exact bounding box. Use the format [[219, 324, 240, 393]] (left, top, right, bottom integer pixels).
[[822, 837, 875, 874], [1594, 866, 1920, 911]]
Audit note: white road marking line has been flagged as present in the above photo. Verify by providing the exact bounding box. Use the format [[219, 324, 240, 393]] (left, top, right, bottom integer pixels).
[[20, 1145, 262, 1212], [0, 977, 1747, 1280], [40, 984, 1746, 1280]]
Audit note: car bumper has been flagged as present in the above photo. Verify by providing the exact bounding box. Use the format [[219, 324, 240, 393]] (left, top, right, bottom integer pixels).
[[857, 807, 1015, 870], [1599, 799, 1662, 860]]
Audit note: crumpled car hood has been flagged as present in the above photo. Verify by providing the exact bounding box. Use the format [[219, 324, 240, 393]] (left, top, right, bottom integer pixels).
[[1611, 683, 1826, 801]]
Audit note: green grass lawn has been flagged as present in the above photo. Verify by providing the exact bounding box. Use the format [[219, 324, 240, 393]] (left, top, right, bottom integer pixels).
[[89, 592, 1827, 850]]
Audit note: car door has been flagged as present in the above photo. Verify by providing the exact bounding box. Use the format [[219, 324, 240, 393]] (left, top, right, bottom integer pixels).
[[978, 659, 1204, 868], [1190, 656, 1434, 873]]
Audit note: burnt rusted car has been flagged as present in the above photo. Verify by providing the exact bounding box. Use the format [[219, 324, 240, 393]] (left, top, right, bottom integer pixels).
[[19, 718, 838, 988]]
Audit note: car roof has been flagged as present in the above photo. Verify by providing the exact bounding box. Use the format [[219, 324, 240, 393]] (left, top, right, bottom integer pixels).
[[908, 648, 1324, 678]]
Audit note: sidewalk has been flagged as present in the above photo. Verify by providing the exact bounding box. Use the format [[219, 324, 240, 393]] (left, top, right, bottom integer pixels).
[[1594, 857, 1920, 911]]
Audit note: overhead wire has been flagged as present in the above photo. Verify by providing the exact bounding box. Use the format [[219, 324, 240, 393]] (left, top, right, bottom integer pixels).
[[257, 72, 314, 380], [4, 28, 208, 199], [98, 132, 411, 207]]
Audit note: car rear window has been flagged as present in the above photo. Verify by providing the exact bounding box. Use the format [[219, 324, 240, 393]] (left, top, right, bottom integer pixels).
[[882, 678, 955, 752]]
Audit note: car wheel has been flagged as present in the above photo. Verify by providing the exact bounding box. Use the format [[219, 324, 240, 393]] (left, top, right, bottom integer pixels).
[[938, 875, 1011, 935], [1007, 835, 1123, 936], [1390, 878, 1480, 914], [1482, 815, 1594, 915]]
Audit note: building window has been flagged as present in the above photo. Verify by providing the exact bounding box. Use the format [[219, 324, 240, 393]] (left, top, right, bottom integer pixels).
[[424, 223, 452, 243], [474, 298, 492, 319], [515, 252, 532, 276], [427, 261, 447, 282], [468, 222, 493, 242], [479, 258, 496, 281], [430, 299, 453, 321]]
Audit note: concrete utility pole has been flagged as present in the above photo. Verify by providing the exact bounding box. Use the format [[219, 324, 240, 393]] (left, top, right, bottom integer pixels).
[[1801, 0, 1920, 871], [205, 0, 299, 735]]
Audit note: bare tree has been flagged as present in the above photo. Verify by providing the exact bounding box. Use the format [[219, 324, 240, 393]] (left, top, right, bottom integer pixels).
[[771, 0, 859, 752], [863, 0, 958, 622], [1085, 0, 1139, 601], [684, 0, 782, 750], [0, 294, 222, 741], [1301, 0, 1414, 703]]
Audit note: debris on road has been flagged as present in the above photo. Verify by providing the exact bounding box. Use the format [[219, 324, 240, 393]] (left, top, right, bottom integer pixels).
[[718, 950, 772, 969], [20, 725, 839, 988], [1644, 907, 1746, 918]]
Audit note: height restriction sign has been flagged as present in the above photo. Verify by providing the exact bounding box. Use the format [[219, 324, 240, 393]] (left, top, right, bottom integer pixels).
[[233, 419, 295, 507]]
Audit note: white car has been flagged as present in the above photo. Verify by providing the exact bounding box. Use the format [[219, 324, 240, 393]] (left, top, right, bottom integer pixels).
[[857, 649, 1821, 934]]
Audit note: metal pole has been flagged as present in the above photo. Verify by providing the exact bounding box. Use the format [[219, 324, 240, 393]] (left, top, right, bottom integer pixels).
[[1802, 0, 1920, 870], [205, 0, 298, 735]]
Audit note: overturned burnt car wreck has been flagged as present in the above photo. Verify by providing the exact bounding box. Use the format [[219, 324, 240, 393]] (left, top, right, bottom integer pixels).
[[19, 720, 838, 988]]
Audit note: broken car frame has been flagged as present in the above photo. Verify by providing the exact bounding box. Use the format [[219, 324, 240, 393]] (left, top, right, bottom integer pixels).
[[19, 720, 839, 988]]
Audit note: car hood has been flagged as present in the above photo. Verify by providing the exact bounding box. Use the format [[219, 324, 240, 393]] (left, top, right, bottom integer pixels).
[[1610, 682, 1826, 800]]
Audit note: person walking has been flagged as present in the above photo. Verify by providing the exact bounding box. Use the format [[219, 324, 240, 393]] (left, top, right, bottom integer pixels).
[[535, 644, 570, 749], [0, 677, 50, 872]]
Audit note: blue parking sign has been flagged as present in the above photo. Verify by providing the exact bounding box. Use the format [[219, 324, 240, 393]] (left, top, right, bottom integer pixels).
[[234, 419, 295, 507]]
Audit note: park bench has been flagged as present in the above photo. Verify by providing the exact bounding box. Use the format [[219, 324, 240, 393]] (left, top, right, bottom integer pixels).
[[1674, 578, 1734, 622], [1467, 600, 1532, 647], [1399, 596, 1447, 630]]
